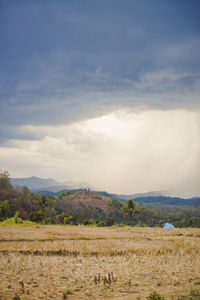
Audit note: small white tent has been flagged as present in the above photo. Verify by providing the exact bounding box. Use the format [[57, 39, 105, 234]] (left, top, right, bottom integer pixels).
[[163, 223, 175, 228]]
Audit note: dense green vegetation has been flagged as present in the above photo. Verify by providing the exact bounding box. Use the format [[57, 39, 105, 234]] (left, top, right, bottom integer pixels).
[[133, 196, 200, 207], [0, 171, 200, 227]]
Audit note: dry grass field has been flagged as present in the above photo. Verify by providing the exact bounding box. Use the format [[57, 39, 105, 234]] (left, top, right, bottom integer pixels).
[[0, 225, 200, 300]]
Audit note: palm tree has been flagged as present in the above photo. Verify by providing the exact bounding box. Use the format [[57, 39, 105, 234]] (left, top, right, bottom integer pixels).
[[122, 200, 139, 225]]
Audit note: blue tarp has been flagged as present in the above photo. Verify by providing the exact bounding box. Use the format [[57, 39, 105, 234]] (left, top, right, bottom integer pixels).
[[163, 223, 175, 228]]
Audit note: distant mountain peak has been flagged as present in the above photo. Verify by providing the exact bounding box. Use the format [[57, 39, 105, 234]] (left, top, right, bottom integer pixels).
[[11, 176, 60, 190]]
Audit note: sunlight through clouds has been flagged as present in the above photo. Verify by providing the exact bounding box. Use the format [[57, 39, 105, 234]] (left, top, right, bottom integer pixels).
[[1, 109, 199, 197]]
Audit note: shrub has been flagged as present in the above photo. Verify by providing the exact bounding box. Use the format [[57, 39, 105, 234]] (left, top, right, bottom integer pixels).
[[97, 221, 106, 227], [136, 221, 146, 227], [29, 210, 45, 223], [106, 218, 114, 226], [42, 217, 55, 224]]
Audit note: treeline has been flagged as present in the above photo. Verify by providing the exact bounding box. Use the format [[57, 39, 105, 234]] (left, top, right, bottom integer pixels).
[[0, 171, 200, 227], [0, 171, 123, 225], [134, 196, 200, 207]]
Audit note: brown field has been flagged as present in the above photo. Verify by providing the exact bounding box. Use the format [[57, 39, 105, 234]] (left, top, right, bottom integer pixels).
[[0, 225, 200, 299]]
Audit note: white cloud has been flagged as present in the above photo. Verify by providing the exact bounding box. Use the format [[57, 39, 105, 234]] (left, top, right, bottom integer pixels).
[[1, 109, 200, 197]]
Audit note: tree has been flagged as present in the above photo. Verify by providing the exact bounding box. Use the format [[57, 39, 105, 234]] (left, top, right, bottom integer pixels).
[[0, 170, 15, 200], [29, 210, 45, 223], [122, 200, 140, 225], [64, 214, 74, 224], [0, 200, 10, 221], [57, 212, 67, 224], [40, 195, 49, 208], [0, 170, 11, 191]]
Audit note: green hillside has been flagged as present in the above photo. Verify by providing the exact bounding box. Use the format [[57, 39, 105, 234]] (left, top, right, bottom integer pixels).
[[1, 171, 200, 227]]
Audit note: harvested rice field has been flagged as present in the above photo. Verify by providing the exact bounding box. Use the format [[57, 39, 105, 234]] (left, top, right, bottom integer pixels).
[[0, 225, 200, 299]]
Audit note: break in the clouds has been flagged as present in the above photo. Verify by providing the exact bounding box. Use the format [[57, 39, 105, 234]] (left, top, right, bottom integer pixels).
[[0, 0, 200, 197]]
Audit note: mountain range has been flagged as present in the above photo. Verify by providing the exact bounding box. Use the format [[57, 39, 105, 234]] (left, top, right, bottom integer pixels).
[[11, 176, 93, 193], [10, 176, 200, 207], [11, 176, 162, 198]]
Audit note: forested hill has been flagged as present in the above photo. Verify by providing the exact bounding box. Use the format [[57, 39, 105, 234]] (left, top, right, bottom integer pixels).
[[1, 171, 200, 227], [133, 196, 200, 207], [10, 176, 200, 209], [31, 190, 200, 208], [95, 193, 200, 208]]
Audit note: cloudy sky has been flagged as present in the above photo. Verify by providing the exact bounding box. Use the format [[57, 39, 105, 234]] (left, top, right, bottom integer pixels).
[[0, 0, 200, 197]]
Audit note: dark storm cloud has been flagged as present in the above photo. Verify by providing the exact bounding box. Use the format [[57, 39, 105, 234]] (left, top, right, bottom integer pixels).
[[0, 0, 200, 143]]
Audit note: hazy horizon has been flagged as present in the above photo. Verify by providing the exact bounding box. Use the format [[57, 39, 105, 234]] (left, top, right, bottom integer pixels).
[[0, 1, 200, 198], [8, 171, 200, 198]]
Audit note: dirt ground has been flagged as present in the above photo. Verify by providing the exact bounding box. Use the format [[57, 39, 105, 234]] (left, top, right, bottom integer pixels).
[[0, 225, 200, 299]]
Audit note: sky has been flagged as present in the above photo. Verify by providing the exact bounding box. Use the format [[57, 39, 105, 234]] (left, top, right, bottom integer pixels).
[[0, 0, 200, 197]]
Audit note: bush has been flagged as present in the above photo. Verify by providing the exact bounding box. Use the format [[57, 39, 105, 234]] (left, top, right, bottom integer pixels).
[[136, 221, 147, 227], [118, 223, 127, 227], [42, 217, 55, 224], [29, 210, 45, 223], [106, 218, 114, 226], [97, 221, 106, 227]]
